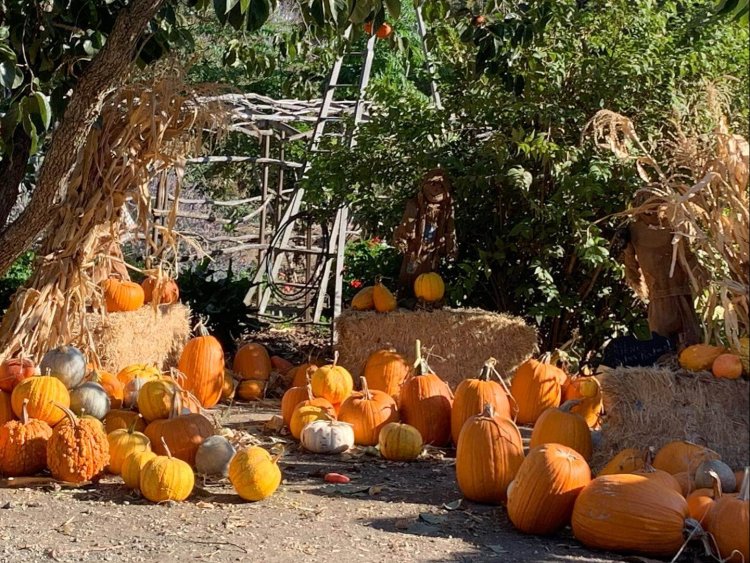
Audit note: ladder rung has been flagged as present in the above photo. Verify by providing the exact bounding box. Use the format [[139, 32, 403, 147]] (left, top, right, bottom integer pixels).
[[319, 116, 343, 121], [277, 245, 334, 256], [330, 84, 357, 88], [343, 51, 365, 56]]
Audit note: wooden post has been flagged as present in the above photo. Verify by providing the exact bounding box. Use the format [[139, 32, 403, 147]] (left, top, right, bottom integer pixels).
[[259, 132, 271, 270]]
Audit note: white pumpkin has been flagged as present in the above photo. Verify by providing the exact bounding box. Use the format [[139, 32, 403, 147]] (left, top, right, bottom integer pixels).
[[300, 419, 355, 454], [695, 459, 736, 493], [70, 382, 111, 419], [40, 345, 87, 389], [195, 436, 236, 476], [122, 377, 151, 409]]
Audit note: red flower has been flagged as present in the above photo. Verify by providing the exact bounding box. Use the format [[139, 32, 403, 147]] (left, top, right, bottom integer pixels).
[[368, 237, 382, 247], [350, 279, 363, 289]]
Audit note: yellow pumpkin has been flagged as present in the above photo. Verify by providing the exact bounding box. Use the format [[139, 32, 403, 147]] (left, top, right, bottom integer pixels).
[[678, 344, 726, 372], [351, 286, 375, 311], [378, 422, 423, 461], [139, 438, 194, 502], [136, 379, 177, 422], [107, 417, 151, 475], [310, 354, 353, 405], [414, 272, 445, 302], [116, 364, 161, 386], [373, 279, 397, 313], [121, 450, 157, 490], [229, 446, 281, 501]]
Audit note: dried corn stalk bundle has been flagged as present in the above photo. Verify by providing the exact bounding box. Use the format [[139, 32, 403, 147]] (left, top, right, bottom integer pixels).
[[584, 85, 749, 348], [0, 67, 228, 363]]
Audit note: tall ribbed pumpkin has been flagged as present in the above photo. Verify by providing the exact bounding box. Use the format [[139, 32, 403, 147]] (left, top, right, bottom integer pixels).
[[529, 400, 593, 461], [510, 356, 565, 424], [337, 377, 399, 446], [451, 358, 515, 444], [177, 322, 224, 408], [233, 343, 272, 381], [399, 340, 453, 446], [707, 467, 749, 562], [455, 404, 524, 504], [363, 348, 410, 404]]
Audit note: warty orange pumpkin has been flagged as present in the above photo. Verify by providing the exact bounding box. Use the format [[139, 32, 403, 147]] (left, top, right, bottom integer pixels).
[[47, 404, 109, 483], [0, 399, 53, 476]]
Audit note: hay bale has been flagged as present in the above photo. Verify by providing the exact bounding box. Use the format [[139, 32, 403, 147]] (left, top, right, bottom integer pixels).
[[335, 308, 536, 388], [87, 303, 192, 373], [595, 367, 749, 471]]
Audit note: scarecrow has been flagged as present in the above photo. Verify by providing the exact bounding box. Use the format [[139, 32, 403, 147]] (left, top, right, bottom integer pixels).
[[393, 168, 457, 300]]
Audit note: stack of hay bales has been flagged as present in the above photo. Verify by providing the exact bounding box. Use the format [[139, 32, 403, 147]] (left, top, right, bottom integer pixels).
[[336, 308, 537, 388], [594, 366, 750, 471]]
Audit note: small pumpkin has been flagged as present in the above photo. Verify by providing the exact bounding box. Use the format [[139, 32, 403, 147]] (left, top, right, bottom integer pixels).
[[631, 447, 683, 495], [40, 345, 87, 389], [69, 382, 111, 420], [451, 358, 514, 444], [378, 422, 423, 461], [47, 403, 109, 483], [116, 364, 161, 386], [507, 443, 591, 535], [455, 404, 525, 504], [351, 286, 375, 310], [229, 446, 281, 501], [0, 399, 53, 476], [0, 357, 36, 392], [0, 390, 14, 425], [177, 321, 224, 408], [281, 383, 314, 428], [564, 376, 603, 428], [299, 419, 355, 454], [363, 348, 410, 404], [233, 343, 272, 381], [236, 379, 266, 401], [122, 376, 153, 409], [337, 377, 399, 446], [140, 437, 195, 502], [103, 409, 147, 433], [597, 448, 644, 476], [87, 369, 123, 409], [290, 363, 318, 388], [373, 278, 397, 313], [706, 467, 749, 562], [310, 352, 354, 405], [121, 449, 157, 490], [11, 375, 70, 426], [529, 400, 593, 461], [221, 370, 237, 401], [510, 356, 565, 425], [137, 378, 177, 422], [289, 390, 337, 440], [103, 277, 145, 312], [399, 340, 453, 446], [695, 459, 736, 493], [652, 440, 721, 475], [414, 272, 445, 303], [141, 276, 180, 305], [195, 435, 236, 476], [712, 353, 743, 379], [144, 396, 215, 466], [107, 415, 150, 475], [678, 343, 726, 372]]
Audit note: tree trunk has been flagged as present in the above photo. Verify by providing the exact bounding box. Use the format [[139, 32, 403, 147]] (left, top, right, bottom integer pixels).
[[0, 0, 165, 276], [0, 128, 31, 227]]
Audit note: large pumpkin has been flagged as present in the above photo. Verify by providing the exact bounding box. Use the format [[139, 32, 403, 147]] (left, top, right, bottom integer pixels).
[[177, 322, 224, 408], [229, 446, 281, 501], [399, 340, 453, 446], [510, 357, 565, 424], [140, 438, 194, 503], [87, 369, 123, 409], [572, 474, 690, 557], [707, 468, 749, 562], [233, 343, 272, 381], [141, 276, 180, 305], [337, 377, 399, 446], [451, 358, 514, 444], [507, 443, 591, 535], [47, 404, 109, 483], [310, 353, 354, 406], [107, 416, 150, 475], [378, 422, 423, 462], [455, 404, 525, 504], [11, 375, 70, 426], [652, 440, 721, 475], [678, 343, 726, 372], [529, 401, 593, 461], [102, 277, 145, 312], [363, 348, 410, 404], [0, 399, 53, 476], [631, 447, 683, 495], [0, 357, 36, 393], [144, 398, 214, 466]]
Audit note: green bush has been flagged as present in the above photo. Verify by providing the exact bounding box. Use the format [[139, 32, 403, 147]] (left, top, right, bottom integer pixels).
[[0, 252, 34, 312]]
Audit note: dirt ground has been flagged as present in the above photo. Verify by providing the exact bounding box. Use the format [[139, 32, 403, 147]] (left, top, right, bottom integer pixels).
[[0, 402, 680, 563]]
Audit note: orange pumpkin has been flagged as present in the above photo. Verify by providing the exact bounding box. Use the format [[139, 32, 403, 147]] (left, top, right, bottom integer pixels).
[[631, 447, 683, 495], [673, 471, 695, 497], [144, 397, 214, 466], [103, 409, 147, 434], [233, 343, 272, 381], [707, 468, 749, 562], [290, 363, 318, 388], [687, 477, 721, 525], [270, 356, 294, 375], [87, 369, 123, 409], [337, 377, 399, 446], [236, 379, 266, 401], [712, 353, 743, 379], [0, 390, 14, 425], [529, 401, 593, 461], [0, 357, 36, 393], [455, 404, 524, 504], [310, 353, 354, 405], [289, 396, 337, 440], [562, 376, 603, 428], [141, 276, 180, 305], [363, 348, 410, 404], [177, 322, 224, 408], [221, 370, 237, 401], [372, 278, 397, 312], [47, 404, 109, 483], [398, 340, 453, 446], [116, 364, 161, 386], [451, 358, 514, 444], [281, 383, 315, 428], [652, 440, 721, 475], [102, 278, 144, 312], [597, 448, 644, 476], [0, 399, 53, 476], [507, 443, 591, 534], [11, 375, 70, 426], [510, 357, 565, 424]]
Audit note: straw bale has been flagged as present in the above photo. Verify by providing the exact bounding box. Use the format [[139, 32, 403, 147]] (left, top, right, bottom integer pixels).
[[594, 367, 749, 471], [86, 303, 192, 373], [335, 308, 537, 388]]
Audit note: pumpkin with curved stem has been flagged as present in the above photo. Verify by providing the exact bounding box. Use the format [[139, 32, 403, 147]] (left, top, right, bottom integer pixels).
[[0, 357, 36, 393], [11, 375, 70, 426], [102, 278, 144, 312], [678, 343, 726, 371], [373, 278, 397, 312], [652, 440, 721, 475], [529, 401, 593, 461], [399, 340, 453, 446], [195, 435, 236, 476], [363, 348, 410, 404], [451, 358, 514, 444], [144, 396, 214, 466], [311, 353, 353, 405], [40, 345, 87, 389], [140, 437, 195, 502], [281, 383, 314, 427], [300, 419, 355, 454], [69, 382, 110, 420], [289, 389, 336, 440], [631, 447, 683, 495], [236, 379, 266, 401], [414, 272, 445, 302], [116, 364, 161, 386], [229, 446, 281, 501], [337, 377, 399, 446], [378, 422, 423, 461], [351, 286, 375, 310], [290, 363, 318, 388], [141, 276, 180, 305], [455, 404, 524, 504], [137, 379, 177, 422], [47, 404, 109, 483], [103, 409, 146, 433], [510, 356, 565, 424], [0, 399, 53, 476], [0, 390, 14, 425], [507, 443, 591, 534], [695, 459, 736, 493], [233, 343, 272, 381], [707, 468, 749, 562], [107, 416, 150, 475], [687, 472, 723, 525], [121, 450, 157, 490], [177, 321, 224, 408], [87, 369, 123, 409], [598, 448, 644, 476]]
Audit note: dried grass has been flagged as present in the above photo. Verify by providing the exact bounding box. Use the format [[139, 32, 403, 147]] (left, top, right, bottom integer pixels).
[[583, 84, 749, 349], [335, 308, 537, 388], [594, 366, 749, 471]]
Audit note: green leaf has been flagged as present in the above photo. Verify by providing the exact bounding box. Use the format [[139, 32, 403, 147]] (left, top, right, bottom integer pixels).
[[246, 0, 271, 31], [350, 0, 373, 23], [0, 60, 16, 90], [384, 0, 400, 20], [213, 0, 228, 24], [31, 92, 52, 130]]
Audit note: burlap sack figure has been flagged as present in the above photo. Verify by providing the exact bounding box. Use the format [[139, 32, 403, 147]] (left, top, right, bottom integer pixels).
[[393, 169, 457, 299]]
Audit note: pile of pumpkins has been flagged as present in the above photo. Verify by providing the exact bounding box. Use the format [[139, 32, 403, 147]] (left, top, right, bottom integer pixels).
[[679, 340, 750, 380], [102, 274, 180, 313], [350, 273, 446, 312], [0, 323, 282, 503], [271, 339, 747, 560]]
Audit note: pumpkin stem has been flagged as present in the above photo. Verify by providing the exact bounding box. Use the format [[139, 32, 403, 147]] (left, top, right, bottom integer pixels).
[[306, 384, 314, 402], [360, 376, 371, 400], [483, 358, 518, 421], [127, 413, 143, 434], [412, 340, 432, 376], [193, 316, 211, 337], [21, 398, 30, 425], [738, 467, 749, 501], [332, 351, 339, 368], [478, 359, 495, 381], [52, 401, 78, 428], [161, 436, 173, 458], [481, 403, 495, 418], [641, 446, 657, 473], [708, 470, 723, 500]]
